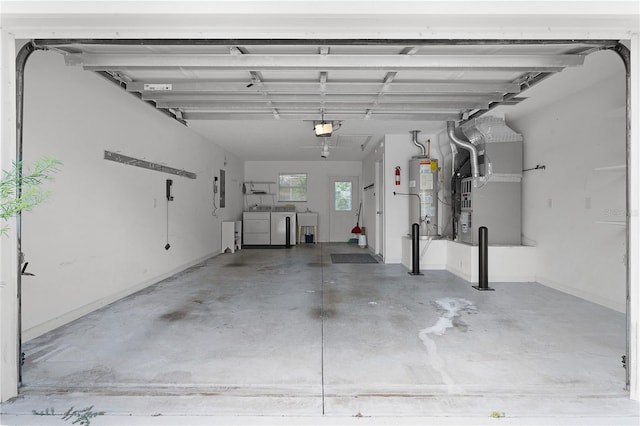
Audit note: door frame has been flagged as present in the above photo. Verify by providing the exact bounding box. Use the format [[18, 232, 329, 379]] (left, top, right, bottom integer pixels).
[[375, 156, 384, 259], [328, 175, 360, 243]]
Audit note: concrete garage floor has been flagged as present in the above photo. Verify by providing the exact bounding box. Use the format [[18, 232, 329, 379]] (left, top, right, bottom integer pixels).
[[2, 243, 639, 425]]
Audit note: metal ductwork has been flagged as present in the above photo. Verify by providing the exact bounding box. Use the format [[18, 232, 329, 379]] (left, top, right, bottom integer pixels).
[[447, 121, 479, 178], [451, 117, 523, 246], [411, 130, 426, 157]]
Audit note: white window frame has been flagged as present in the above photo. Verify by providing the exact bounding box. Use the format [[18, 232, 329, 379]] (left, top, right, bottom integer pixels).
[[278, 173, 308, 202]]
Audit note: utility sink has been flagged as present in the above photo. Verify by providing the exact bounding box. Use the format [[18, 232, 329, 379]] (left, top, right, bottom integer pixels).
[[297, 212, 318, 227]]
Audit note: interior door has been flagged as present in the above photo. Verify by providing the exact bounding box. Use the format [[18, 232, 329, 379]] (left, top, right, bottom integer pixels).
[[329, 176, 360, 243]]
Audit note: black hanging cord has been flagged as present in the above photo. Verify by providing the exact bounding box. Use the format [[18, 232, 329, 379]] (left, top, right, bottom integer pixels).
[[165, 198, 171, 250], [165, 179, 173, 250], [523, 164, 546, 172]]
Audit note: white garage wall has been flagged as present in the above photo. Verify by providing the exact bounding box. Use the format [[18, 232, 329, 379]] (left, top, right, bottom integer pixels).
[[422, 50, 627, 312], [381, 133, 439, 264], [504, 50, 627, 312], [244, 160, 362, 242], [361, 140, 383, 256], [21, 49, 244, 339], [383, 135, 411, 264]]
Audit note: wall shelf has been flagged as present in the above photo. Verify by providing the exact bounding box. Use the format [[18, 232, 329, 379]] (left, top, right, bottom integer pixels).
[[243, 181, 276, 208]]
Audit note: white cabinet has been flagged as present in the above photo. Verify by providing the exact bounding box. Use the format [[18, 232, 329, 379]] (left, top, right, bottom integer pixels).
[[270, 212, 297, 245], [222, 221, 242, 253], [243, 211, 271, 245]]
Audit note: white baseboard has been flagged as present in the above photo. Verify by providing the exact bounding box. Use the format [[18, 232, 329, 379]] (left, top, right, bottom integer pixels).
[[22, 251, 220, 342], [537, 276, 625, 313], [447, 264, 472, 282]]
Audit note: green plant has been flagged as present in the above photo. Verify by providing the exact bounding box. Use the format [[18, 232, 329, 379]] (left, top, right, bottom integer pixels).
[[0, 157, 61, 235], [33, 405, 105, 425]]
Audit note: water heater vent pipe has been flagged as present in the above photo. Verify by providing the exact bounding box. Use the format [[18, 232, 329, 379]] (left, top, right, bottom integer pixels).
[[410, 130, 426, 157], [447, 121, 480, 178]]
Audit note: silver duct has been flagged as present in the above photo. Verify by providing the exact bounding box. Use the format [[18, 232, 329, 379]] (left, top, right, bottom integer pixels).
[[447, 121, 479, 178], [410, 130, 426, 157], [450, 141, 458, 177]]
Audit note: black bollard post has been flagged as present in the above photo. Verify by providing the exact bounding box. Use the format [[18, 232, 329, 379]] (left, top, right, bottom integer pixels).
[[408, 223, 423, 276], [473, 226, 494, 291], [285, 216, 291, 248]]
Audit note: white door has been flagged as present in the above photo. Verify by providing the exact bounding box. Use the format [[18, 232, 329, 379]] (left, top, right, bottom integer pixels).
[[375, 157, 384, 258], [329, 176, 360, 242]]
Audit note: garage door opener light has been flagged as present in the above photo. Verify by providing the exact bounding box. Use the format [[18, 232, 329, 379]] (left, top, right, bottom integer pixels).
[[314, 109, 340, 137], [314, 122, 333, 137]]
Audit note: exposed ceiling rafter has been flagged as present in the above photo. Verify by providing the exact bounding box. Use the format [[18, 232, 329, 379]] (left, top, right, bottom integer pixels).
[[66, 53, 585, 71], [125, 81, 522, 94], [42, 39, 611, 128], [182, 112, 462, 121], [233, 45, 280, 119], [142, 93, 507, 103]]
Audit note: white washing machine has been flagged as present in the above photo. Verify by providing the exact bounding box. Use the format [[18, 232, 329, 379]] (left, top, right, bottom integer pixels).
[[270, 206, 297, 246]]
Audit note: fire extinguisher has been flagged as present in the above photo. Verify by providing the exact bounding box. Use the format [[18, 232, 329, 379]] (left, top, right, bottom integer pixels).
[[395, 166, 401, 186]]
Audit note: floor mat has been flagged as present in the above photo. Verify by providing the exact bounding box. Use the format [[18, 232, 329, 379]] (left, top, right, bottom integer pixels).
[[330, 253, 378, 264]]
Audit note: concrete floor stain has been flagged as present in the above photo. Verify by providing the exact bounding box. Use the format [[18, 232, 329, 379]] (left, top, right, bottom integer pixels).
[[15, 246, 633, 419], [310, 307, 337, 319], [324, 288, 342, 305], [160, 310, 188, 321], [418, 297, 476, 389]]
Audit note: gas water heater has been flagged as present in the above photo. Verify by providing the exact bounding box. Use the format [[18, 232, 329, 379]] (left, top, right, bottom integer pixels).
[[408, 131, 438, 236]]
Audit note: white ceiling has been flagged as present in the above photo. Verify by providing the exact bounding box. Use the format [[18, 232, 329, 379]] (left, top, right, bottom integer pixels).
[[4, 1, 635, 162], [186, 119, 446, 161], [35, 39, 614, 161]]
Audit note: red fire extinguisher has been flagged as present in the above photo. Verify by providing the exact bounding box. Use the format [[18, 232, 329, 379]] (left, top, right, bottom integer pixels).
[[395, 166, 401, 185]]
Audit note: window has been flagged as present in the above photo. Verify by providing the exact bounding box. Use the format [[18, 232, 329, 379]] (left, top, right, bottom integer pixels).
[[279, 173, 307, 202], [334, 181, 352, 211]]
